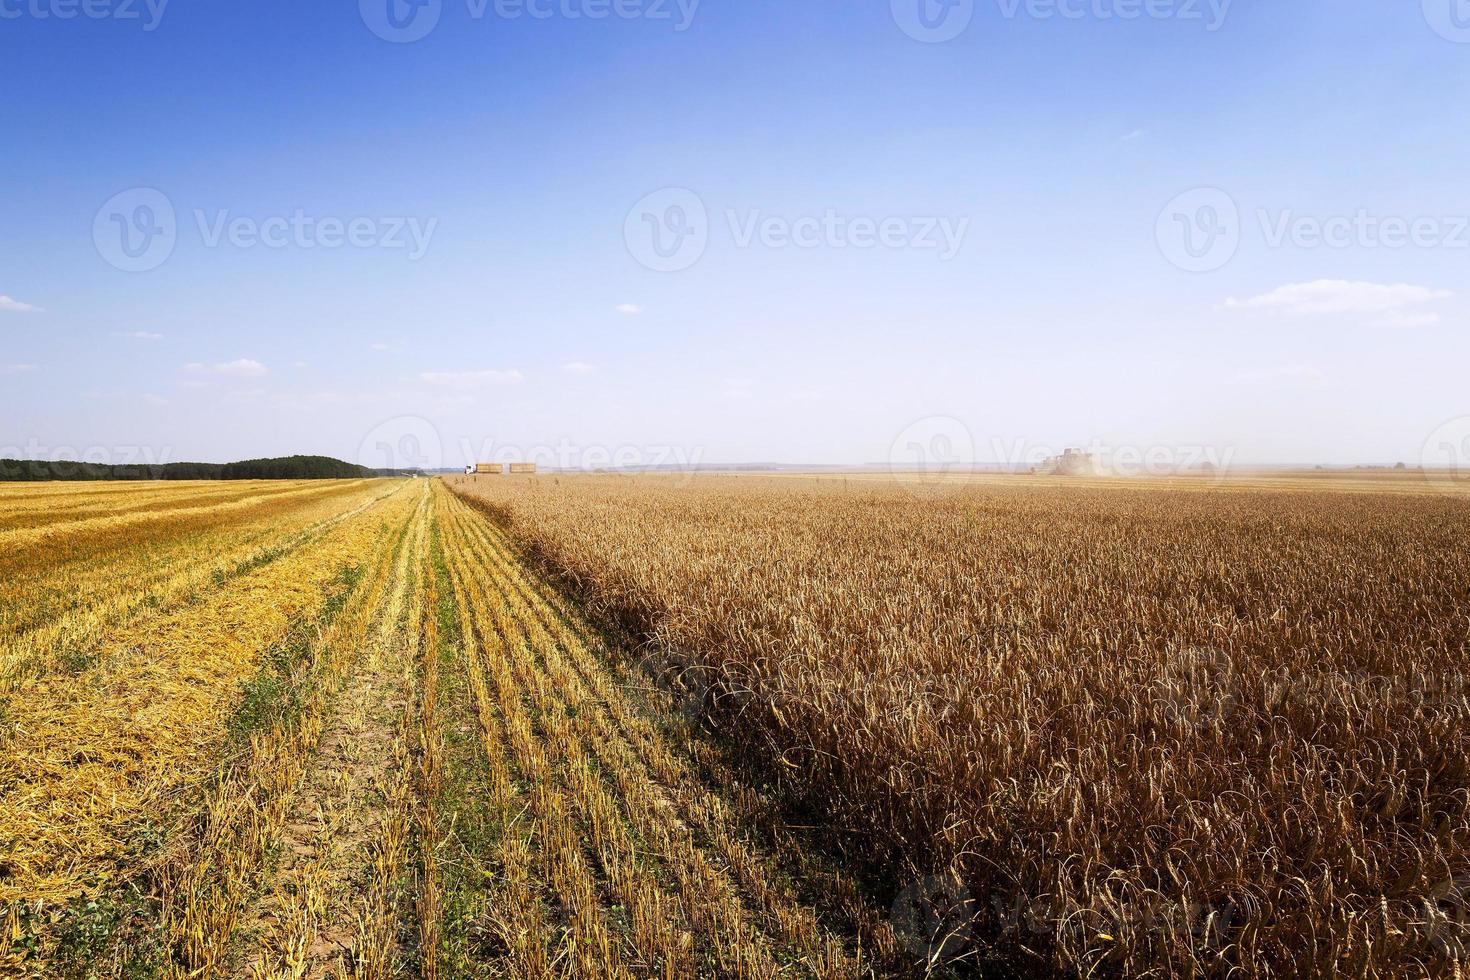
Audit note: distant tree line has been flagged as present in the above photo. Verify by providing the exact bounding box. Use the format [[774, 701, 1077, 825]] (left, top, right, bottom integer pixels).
[[0, 455, 414, 482]]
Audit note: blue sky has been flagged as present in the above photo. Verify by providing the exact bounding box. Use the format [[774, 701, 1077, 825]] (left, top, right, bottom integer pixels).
[[2, 0, 1468, 470]]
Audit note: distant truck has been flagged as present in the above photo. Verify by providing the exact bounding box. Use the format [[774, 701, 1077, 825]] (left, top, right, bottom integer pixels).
[[464, 462, 537, 475]]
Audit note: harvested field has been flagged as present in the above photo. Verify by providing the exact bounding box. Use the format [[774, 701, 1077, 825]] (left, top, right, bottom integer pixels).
[[0, 480, 880, 978]]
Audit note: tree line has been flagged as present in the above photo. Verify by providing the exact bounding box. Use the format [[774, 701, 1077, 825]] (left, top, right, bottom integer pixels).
[[0, 455, 414, 482]]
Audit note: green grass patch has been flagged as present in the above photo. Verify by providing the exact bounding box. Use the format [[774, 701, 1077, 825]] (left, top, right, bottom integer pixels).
[[428, 522, 507, 979], [224, 563, 362, 748]]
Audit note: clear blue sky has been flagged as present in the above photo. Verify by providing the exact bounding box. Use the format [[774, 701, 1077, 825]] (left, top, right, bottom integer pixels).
[[3, 1, 1467, 469]]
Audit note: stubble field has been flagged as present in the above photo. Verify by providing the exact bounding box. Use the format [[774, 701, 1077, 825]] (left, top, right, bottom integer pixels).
[[1, 479, 881, 978]]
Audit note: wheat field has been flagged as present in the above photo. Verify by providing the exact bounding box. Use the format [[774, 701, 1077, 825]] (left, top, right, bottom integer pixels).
[[2, 472, 1466, 978], [452, 470, 1470, 979]]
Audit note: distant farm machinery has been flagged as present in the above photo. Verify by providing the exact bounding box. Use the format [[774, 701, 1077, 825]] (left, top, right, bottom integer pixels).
[[1035, 447, 1099, 477]]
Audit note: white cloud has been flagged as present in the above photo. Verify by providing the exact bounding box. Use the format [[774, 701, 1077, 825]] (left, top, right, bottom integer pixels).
[[418, 369, 524, 390], [142, 393, 170, 407], [370, 342, 390, 351], [561, 361, 596, 376], [0, 295, 42, 314], [0, 363, 38, 376], [1119, 129, 1147, 142], [1222, 280, 1451, 324], [615, 304, 644, 315], [184, 358, 269, 378], [120, 330, 164, 341]]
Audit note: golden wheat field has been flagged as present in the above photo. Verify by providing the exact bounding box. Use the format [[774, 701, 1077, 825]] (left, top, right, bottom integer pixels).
[[2, 472, 1467, 979], [454, 470, 1470, 980]]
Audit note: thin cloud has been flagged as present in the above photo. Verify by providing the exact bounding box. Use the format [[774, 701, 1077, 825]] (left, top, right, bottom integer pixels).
[[562, 361, 597, 376], [120, 330, 165, 341], [184, 358, 269, 378], [370, 342, 391, 351], [0, 295, 42, 314], [0, 363, 38, 376], [1119, 128, 1147, 142], [615, 304, 644, 315], [1222, 280, 1451, 323], [419, 368, 524, 389]]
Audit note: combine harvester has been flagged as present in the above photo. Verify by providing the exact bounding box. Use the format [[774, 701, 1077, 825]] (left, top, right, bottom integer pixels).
[[1035, 447, 1099, 477]]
